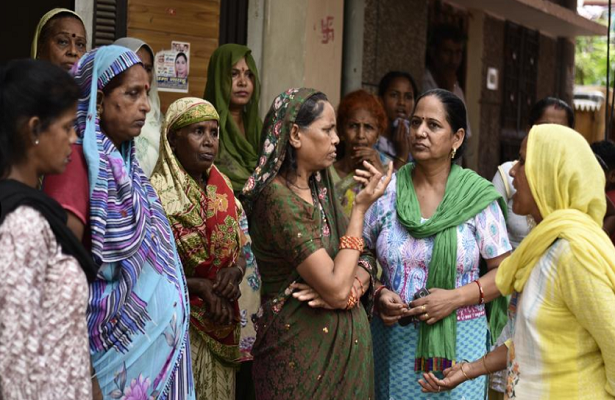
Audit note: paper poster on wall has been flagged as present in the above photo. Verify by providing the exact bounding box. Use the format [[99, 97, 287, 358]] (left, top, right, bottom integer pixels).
[[155, 41, 190, 93]]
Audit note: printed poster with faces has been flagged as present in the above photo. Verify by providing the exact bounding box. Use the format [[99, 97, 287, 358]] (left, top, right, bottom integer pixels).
[[155, 41, 190, 93]]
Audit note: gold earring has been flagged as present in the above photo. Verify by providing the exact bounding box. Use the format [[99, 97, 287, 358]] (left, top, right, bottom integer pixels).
[[451, 147, 457, 159], [97, 104, 103, 116]]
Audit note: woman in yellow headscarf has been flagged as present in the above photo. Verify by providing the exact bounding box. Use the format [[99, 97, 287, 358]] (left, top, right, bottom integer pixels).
[[32, 8, 87, 71], [419, 124, 615, 399]]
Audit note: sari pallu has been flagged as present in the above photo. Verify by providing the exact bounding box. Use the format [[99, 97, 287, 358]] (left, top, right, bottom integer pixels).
[[151, 98, 243, 396], [69, 46, 194, 400]]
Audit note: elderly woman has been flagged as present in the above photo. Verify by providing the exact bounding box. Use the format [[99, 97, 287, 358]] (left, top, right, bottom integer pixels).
[[241, 88, 392, 399], [31, 8, 87, 71], [204, 43, 263, 399], [114, 37, 163, 177], [42, 46, 195, 400], [0, 59, 97, 399], [366, 89, 511, 399], [420, 124, 615, 399], [330, 89, 391, 216], [150, 97, 253, 400]]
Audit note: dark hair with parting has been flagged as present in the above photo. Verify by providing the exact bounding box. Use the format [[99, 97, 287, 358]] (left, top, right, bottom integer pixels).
[[377, 71, 418, 102], [528, 97, 575, 128], [415, 88, 467, 161], [280, 92, 329, 180], [0, 59, 80, 178], [175, 52, 188, 62]]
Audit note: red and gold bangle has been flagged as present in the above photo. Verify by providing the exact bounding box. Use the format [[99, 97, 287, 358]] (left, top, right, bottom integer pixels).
[[339, 236, 364, 252], [374, 285, 386, 301], [346, 288, 358, 310], [474, 280, 485, 305]]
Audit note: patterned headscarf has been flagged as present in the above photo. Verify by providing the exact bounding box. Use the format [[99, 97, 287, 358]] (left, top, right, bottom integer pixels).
[[204, 44, 263, 192], [31, 8, 86, 58], [151, 97, 242, 363], [72, 46, 184, 353], [240, 88, 320, 210]]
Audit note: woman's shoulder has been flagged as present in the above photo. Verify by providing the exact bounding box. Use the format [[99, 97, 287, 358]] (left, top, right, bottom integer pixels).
[[0, 206, 53, 247]]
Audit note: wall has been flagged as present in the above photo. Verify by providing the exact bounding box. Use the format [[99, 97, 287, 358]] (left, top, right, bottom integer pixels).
[[362, 0, 428, 93], [536, 34, 558, 101], [477, 14, 506, 179], [250, 0, 344, 115], [127, 0, 220, 112]]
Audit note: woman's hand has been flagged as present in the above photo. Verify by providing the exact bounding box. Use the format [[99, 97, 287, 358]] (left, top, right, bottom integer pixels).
[[352, 146, 385, 173], [353, 160, 393, 212], [418, 364, 466, 393], [407, 288, 460, 325], [291, 282, 336, 309], [391, 119, 411, 163], [213, 264, 243, 300], [378, 288, 411, 326], [187, 277, 238, 325]]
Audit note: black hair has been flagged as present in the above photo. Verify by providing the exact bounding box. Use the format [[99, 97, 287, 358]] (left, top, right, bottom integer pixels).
[[175, 52, 188, 62], [591, 140, 615, 172], [280, 92, 329, 181], [37, 12, 85, 55], [528, 97, 575, 128], [378, 71, 418, 101], [415, 89, 467, 161], [428, 24, 467, 50], [0, 59, 80, 178]]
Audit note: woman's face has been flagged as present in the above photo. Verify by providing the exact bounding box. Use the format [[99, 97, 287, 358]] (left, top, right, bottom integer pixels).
[[175, 56, 187, 78], [294, 101, 339, 172], [535, 105, 568, 127], [38, 17, 87, 71], [229, 57, 254, 109], [382, 77, 414, 122], [170, 120, 220, 177], [30, 103, 78, 175], [409, 95, 463, 163], [136, 47, 154, 86], [509, 137, 542, 222], [99, 65, 151, 147], [341, 108, 379, 154]]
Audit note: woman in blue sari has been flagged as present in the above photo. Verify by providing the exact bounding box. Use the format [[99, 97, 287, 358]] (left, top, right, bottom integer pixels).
[[43, 45, 195, 400]]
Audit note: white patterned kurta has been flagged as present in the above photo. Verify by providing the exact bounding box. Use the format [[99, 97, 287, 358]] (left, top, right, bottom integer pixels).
[[364, 174, 511, 400]]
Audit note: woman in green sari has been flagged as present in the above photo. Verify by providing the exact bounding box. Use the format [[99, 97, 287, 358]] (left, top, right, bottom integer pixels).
[[241, 88, 392, 399], [204, 44, 262, 193]]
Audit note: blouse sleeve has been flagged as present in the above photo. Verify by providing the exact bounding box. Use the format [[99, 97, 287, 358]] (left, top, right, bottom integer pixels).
[[474, 200, 512, 260], [236, 198, 258, 273], [257, 184, 324, 267]]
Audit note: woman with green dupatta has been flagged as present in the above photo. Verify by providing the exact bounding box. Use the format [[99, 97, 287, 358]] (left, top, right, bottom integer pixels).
[[151, 98, 255, 400], [366, 89, 512, 399], [241, 88, 392, 399]]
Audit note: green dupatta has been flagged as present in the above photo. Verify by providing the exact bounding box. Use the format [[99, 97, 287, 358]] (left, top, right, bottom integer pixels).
[[204, 44, 263, 192], [396, 162, 507, 371]]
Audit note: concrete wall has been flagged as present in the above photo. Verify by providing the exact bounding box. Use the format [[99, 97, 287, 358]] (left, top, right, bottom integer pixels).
[[536, 34, 558, 101], [361, 0, 429, 93]]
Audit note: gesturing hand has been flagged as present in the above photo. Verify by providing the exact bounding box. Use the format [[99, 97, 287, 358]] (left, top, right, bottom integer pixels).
[[407, 288, 459, 325], [353, 160, 393, 212], [352, 146, 385, 173]]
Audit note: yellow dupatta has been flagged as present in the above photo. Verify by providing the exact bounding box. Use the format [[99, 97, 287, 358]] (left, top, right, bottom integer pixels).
[[496, 124, 615, 295]]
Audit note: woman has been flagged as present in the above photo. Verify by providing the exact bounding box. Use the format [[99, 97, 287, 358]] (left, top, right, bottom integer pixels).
[[330, 89, 391, 216], [175, 53, 188, 78], [241, 88, 392, 399], [0, 59, 97, 399], [114, 37, 163, 177], [492, 97, 575, 250], [43, 46, 195, 400], [204, 43, 263, 399], [31, 8, 87, 71], [151, 97, 254, 400], [377, 70, 418, 170], [204, 43, 262, 193], [420, 124, 615, 399], [366, 89, 511, 399]]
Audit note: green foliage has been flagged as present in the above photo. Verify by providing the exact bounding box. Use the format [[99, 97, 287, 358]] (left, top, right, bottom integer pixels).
[[576, 17, 611, 86]]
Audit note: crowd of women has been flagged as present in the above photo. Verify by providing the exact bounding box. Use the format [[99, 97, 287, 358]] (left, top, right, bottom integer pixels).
[[1, 7, 615, 400]]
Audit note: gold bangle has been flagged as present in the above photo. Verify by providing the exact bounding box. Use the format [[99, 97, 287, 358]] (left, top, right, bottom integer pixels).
[[460, 362, 471, 381], [482, 355, 493, 375], [339, 236, 364, 252]]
